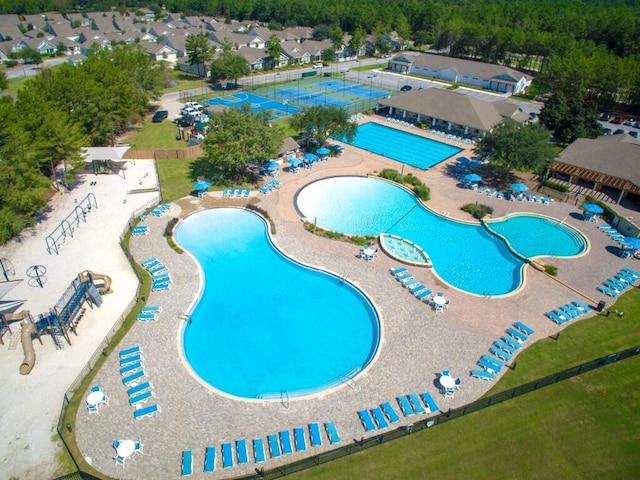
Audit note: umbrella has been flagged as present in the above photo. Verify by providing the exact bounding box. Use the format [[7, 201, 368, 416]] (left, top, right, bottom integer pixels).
[[265, 161, 279, 170], [623, 237, 640, 249], [583, 203, 604, 214], [303, 153, 318, 162], [193, 180, 211, 191], [463, 173, 482, 183], [288, 157, 302, 167], [316, 147, 330, 156], [456, 156, 471, 165], [510, 183, 528, 192]]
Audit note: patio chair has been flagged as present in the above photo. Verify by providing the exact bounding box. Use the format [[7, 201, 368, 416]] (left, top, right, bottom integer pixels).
[[236, 439, 248, 465], [325, 422, 341, 444], [181, 450, 193, 476], [135, 440, 144, 454], [280, 430, 293, 455], [204, 446, 216, 472], [221, 442, 234, 468], [114, 455, 126, 467], [294, 427, 307, 451], [358, 409, 377, 431], [308, 423, 322, 447], [380, 401, 400, 423], [253, 439, 265, 463]]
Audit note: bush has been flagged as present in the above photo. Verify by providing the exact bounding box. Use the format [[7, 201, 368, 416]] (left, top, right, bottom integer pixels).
[[378, 169, 430, 201], [544, 180, 568, 193], [413, 185, 430, 201], [380, 168, 402, 181], [164, 217, 179, 236], [403, 174, 422, 186], [462, 203, 493, 219], [544, 264, 558, 276]]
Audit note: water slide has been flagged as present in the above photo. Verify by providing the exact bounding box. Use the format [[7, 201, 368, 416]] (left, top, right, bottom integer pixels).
[[79, 270, 113, 294], [20, 320, 36, 375]]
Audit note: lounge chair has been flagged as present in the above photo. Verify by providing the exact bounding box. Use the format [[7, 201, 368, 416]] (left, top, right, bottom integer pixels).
[[408, 283, 426, 294], [141, 306, 161, 314], [371, 407, 389, 429], [380, 401, 400, 423], [396, 273, 414, 282], [390, 267, 408, 276], [605, 278, 625, 291], [597, 284, 618, 297], [136, 313, 156, 322], [221, 443, 234, 468], [267, 434, 282, 458], [243, 189, 251, 197], [133, 403, 159, 419], [487, 189, 496, 197], [514, 321, 534, 336], [478, 187, 489, 194], [147, 264, 166, 274], [564, 303, 583, 317], [152, 283, 171, 292], [122, 370, 146, 386], [141, 257, 159, 268], [507, 327, 528, 343], [129, 390, 154, 406], [497, 191, 504, 199], [309, 423, 322, 447], [543, 197, 550, 205], [471, 369, 495, 381], [325, 422, 341, 444], [119, 345, 141, 358], [420, 392, 439, 413], [181, 450, 193, 477], [416, 289, 432, 300], [236, 439, 249, 465], [490, 346, 512, 362], [408, 393, 426, 414], [403, 280, 420, 289], [253, 439, 266, 463], [494, 339, 517, 354], [152, 273, 171, 283], [120, 361, 144, 376], [280, 430, 293, 454], [204, 446, 216, 472], [294, 427, 307, 451], [358, 409, 377, 431], [501, 335, 521, 350], [120, 354, 143, 367], [397, 395, 415, 416], [481, 354, 504, 370], [546, 310, 566, 324], [127, 381, 152, 397], [622, 267, 639, 279], [478, 357, 500, 374]]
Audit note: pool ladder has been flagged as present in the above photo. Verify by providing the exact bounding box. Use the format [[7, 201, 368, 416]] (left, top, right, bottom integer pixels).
[[280, 390, 289, 409]]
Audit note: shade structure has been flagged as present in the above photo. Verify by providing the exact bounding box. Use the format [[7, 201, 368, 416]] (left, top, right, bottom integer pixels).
[[288, 157, 302, 167], [463, 173, 482, 183], [623, 237, 640, 249], [316, 147, 330, 156], [583, 203, 604, 214], [303, 153, 318, 162], [510, 183, 528, 192], [264, 161, 279, 170], [193, 180, 211, 191]]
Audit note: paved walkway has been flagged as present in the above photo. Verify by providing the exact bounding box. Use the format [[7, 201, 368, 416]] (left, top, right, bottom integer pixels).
[[70, 118, 637, 479]]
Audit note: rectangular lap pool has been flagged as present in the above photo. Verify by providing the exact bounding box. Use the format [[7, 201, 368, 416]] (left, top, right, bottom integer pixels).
[[342, 122, 463, 170]]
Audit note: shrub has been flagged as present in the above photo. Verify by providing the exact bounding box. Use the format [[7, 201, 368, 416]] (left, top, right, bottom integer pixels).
[[413, 185, 430, 201], [544, 264, 558, 276], [164, 217, 179, 236], [403, 174, 422, 186], [380, 168, 402, 181], [544, 180, 568, 193], [462, 203, 493, 219]]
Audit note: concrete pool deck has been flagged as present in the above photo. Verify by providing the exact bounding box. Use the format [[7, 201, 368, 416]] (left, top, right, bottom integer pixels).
[[1, 116, 637, 479]]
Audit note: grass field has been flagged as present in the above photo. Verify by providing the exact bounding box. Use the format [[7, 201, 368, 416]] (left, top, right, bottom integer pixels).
[[156, 157, 196, 202], [287, 289, 640, 479], [121, 118, 185, 149]]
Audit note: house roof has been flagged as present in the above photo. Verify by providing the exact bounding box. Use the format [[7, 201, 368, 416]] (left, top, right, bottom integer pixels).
[[237, 45, 267, 64], [552, 134, 640, 193], [278, 137, 300, 156], [377, 89, 512, 131]]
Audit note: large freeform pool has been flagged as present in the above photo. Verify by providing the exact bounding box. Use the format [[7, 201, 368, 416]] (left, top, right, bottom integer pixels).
[[338, 122, 463, 170], [175, 208, 380, 399], [296, 177, 588, 296]]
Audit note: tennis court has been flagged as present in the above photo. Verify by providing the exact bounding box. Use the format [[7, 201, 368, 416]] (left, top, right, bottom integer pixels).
[[205, 92, 302, 120]]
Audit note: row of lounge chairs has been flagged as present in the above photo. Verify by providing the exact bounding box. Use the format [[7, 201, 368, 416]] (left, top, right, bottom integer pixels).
[[119, 344, 160, 420], [390, 267, 434, 303], [150, 203, 172, 217], [132, 225, 149, 236], [357, 392, 439, 433], [222, 188, 251, 198], [428, 128, 476, 144], [397, 392, 440, 417], [137, 305, 161, 322], [546, 300, 593, 324], [259, 179, 282, 194], [181, 422, 339, 476], [596, 268, 639, 298], [471, 321, 535, 382], [385, 116, 414, 128], [597, 224, 626, 244], [141, 257, 172, 292]]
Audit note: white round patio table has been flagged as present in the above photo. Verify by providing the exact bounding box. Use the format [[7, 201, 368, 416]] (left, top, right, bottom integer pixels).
[[432, 296, 447, 306], [86, 391, 105, 407], [440, 375, 455, 389], [117, 440, 136, 459]]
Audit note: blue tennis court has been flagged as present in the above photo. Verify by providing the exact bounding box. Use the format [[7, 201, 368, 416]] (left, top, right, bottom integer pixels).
[[205, 92, 301, 119], [316, 80, 389, 100], [275, 88, 352, 108]]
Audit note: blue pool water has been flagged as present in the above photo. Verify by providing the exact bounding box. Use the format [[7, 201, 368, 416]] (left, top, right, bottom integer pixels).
[[296, 177, 588, 295], [338, 123, 463, 170], [175, 208, 379, 399]]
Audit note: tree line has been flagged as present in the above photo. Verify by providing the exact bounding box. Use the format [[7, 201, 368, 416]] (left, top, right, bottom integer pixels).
[[0, 45, 163, 243]]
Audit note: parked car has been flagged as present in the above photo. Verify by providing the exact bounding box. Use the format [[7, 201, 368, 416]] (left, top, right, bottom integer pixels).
[[400, 85, 412, 91], [602, 127, 612, 135], [611, 116, 625, 124], [623, 118, 635, 126], [629, 131, 638, 139], [152, 110, 168, 122], [185, 102, 204, 113], [612, 129, 625, 135], [600, 113, 612, 121], [180, 106, 199, 117]]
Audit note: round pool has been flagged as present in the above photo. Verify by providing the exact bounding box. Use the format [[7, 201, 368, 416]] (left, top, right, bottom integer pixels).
[[175, 208, 380, 399]]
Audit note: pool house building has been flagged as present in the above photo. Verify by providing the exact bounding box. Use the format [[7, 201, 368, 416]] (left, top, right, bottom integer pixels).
[[375, 88, 528, 136]]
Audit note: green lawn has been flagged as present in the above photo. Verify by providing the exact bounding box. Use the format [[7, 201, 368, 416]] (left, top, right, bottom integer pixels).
[[287, 289, 640, 479], [121, 118, 185, 149], [156, 157, 197, 202]]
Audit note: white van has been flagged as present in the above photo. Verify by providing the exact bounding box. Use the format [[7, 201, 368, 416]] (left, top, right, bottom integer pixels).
[[312, 63, 323, 69]]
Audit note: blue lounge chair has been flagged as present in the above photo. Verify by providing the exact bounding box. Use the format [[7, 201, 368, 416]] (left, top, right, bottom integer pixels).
[[490, 346, 512, 362], [555, 306, 575, 320], [127, 381, 151, 397], [597, 285, 618, 297], [543, 197, 550, 205], [147, 264, 166, 274], [243, 189, 251, 197], [420, 392, 439, 413], [152, 283, 171, 292], [286, 427, 306, 453], [478, 357, 500, 374], [253, 439, 266, 463], [221, 443, 234, 468], [497, 191, 504, 199], [622, 267, 639, 278], [141, 256, 159, 267], [358, 409, 377, 431], [120, 361, 143, 376], [267, 434, 281, 458], [494, 339, 517, 354], [564, 303, 583, 317], [133, 403, 159, 419], [403, 280, 420, 289], [181, 450, 193, 477], [478, 187, 489, 194], [280, 430, 293, 454], [487, 189, 496, 197], [390, 267, 407, 276], [601, 280, 621, 293], [416, 289, 432, 300], [90, 385, 101, 392], [136, 313, 156, 322], [122, 370, 145, 386], [514, 321, 534, 336], [152, 274, 171, 283], [129, 390, 154, 406], [309, 423, 322, 447], [380, 401, 400, 423], [396, 273, 413, 282], [119, 345, 141, 358], [236, 439, 248, 465], [606, 278, 626, 291], [325, 422, 340, 444], [141, 306, 161, 314], [507, 327, 528, 343], [471, 369, 495, 381], [546, 310, 566, 324], [120, 354, 143, 367], [204, 446, 216, 472], [408, 393, 426, 414], [408, 283, 426, 293], [397, 395, 415, 416], [481, 354, 504, 370], [501, 335, 521, 350], [371, 407, 389, 429]]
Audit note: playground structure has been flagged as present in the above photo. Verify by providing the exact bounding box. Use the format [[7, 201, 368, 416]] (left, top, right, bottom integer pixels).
[[0, 271, 113, 374], [45, 193, 98, 255]]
